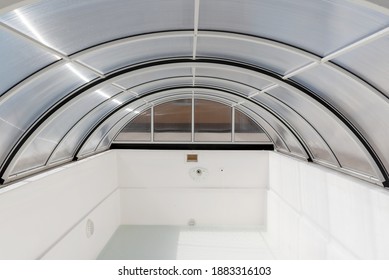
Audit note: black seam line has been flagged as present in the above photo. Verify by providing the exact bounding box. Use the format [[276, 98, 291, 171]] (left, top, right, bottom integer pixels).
[[110, 143, 274, 151], [74, 84, 312, 163], [1, 58, 387, 184]]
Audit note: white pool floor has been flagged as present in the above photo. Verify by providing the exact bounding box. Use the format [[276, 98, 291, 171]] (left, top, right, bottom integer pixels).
[[98, 225, 274, 260]]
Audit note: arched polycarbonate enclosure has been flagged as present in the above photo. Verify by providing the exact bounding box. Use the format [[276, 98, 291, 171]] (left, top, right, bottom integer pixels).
[[1, 0, 389, 186]]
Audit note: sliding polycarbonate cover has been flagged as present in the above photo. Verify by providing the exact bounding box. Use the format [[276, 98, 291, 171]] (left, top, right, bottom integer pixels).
[[9, 85, 121, 176], [0, 0, 194, 54], [76, 34, 193, 74], [196, 34, 312, 75], [293, 64, 389, 174], [0, 27, 58, 96], [48, 90, 137, 164], [266, 86, 381, 178], [154, 99, 192, 142], [194, 99, 232, 142], [333, 35, 389, 96], [115, 109, 152, 142], [0, 62, 97, 167], [199, 0, 389, 56], [234, 109, 270, 142], [253, 93, 337, 165], [114, 66, 193, 90]]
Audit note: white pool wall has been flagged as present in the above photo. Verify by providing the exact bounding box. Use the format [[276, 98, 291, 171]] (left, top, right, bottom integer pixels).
[[1, 150, 389, 259], [267, 152, 389, 259]]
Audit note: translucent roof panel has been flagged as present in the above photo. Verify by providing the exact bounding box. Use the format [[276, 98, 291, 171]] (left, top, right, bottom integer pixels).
[[131, 77, 193, 96], [194, 99, 232, 142], [234, 109, 271, 142], [195, 77, 254, 97], [238, 101, 308, 158], [0, 0, 194, 55], [196, 34, 313, 75], [8, 85, 121, 176], [267, 86, 382, 179], [114, 66, 192, 90], [0, 62, 97, 167], [0, 27, 59, 96], [79, 105, 149, 157], [252, 94, 338, 166], [333, 35, 389, 96], [199, 0, 389, 56], [102, 104, 153, 148], [194, 65, 273, 90], [154, 99, 192, 142], [107, 94, 274, 148], [76, 34, 193, 74], [48, 90, 137, 164], [112, 108, 152, 143], [235, 105, 284, 149], [293, 64, 389, 175]]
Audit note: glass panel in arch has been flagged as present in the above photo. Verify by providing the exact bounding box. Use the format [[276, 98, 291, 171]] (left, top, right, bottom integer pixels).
[[234, 109, 270, 142], [114, 109, 151, 142], [194, 99, 232, 142], [154, 99, 192, 142]]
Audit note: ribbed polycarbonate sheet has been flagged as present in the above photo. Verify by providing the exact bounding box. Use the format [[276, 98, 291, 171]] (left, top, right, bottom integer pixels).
[[267, 86, 381, 178], [114, 66, 193, 90], [0, 63, 97, 168], [194, 66, 273, 90], [100, 105, 153, 148], [252, 94, 337, 165], [234, 109, 270, 142], [76, 34, 193, 74], [196, 34, 312, 75], [0, 27, 59, 96], [9, 85, 122, 176], [79, 105, 148, 156], [240, 102, 307, 158], [48, 90, 137, 164], [199, 0, 389, 56], [235, 105, 283, 148], [131, 77, 193, 96], [154, 99, 192, 142], [195, 89, 243, 104], [334, 35, 389, 96], [293, 64, 389, 175], [194, 99, 232, 142], [0, 0, 194, 55], [195, 77, 254, 97]]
